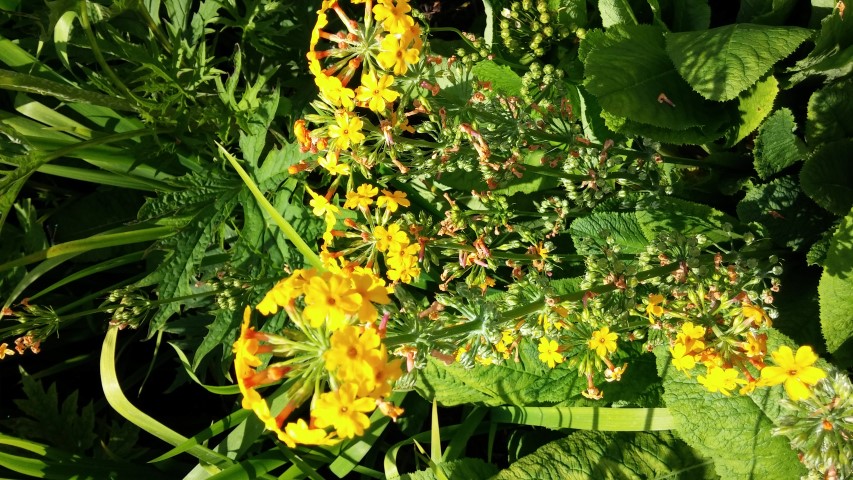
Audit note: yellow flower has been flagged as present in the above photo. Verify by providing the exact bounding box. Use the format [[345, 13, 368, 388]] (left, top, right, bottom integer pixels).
[[344, 184, 379, 210], [377, 34, 420, 75], [283, 418, 338, 446], [256, 278, 301, 315], [386, 245, 420, 284], [646, 294, 665, 323], [670, 342, 697, 376], [316, 74, 356, 110], [604, 363, 628, 382], [377, 189, 410, 212], [372, 0, 414, 33], [318, 150, 350, 176], [306, 186, 340, 218], [697, 366, 747, 396], [588, 327, 618, 358], [325, 325, 381, 376], [537, 337, 563, 368], [373, 223, 410, 252], [758, 345, 827, 401], [328, 112, 365, 150], [312, 383, 376, 438], [355, 72, 400, 113], [302, 274, 361, 330], [742, 304, 772, 327], [680, 322, 706, 340], [742, 332, 767, 358], [362, 351, 403, 398], [350, 272, 391, 323]]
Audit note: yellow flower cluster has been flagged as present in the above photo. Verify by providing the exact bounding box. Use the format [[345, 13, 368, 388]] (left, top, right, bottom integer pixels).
[[233, 266, 405, 447]]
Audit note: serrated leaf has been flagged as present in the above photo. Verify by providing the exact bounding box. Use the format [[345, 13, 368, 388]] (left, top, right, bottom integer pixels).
[[806, 79, 853, 146], [666, 24, 811, 101], [636, 196, 737, 245], [737, 176, 834, 251], [471, 60, 521, 97], [800, 139, 853, 215], [658, 351, 805, 479], [400, 458, 498, 480], [819, 206, 853, 353], [584, 25, 729, 130], [550, 0, 587, 29], [738, 0, 798, 25], [415, 339, 586, 406], [602, 111, 728, 144], [492, 431, 716, 480], [754, 108, 808, 179], [724, 74, 777, 147], [787, 3, 853, 83], [598, 0, 636, 27], [569, 211, 651, 255], [192, 308, 242, 371]]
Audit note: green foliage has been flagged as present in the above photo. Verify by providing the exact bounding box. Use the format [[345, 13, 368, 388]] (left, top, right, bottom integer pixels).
[[658, 350, 807, 480], [666, 24, 811, 102], [800, 139, 853, 215], [819, 207, 853, 354], [754, 108, 807, 179], [471, 60, 522, 96], [492, 430, 715, 479], [570, 211, 651, 255], [806, 79, 853, 146], [400, 458, 498, 480]]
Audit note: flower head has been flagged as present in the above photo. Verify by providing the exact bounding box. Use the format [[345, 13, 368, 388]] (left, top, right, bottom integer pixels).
[[588, 327, 618, 358], [377, 189, 410, 212], [758, 345, 827, 401], [328, 112, 365, 150], [697, 366, 747, 396], [344, 184, 379, 210], [377, 34, 420, 75], [372, 0, 414, 33], [303, 274, 362, 330], [646, 294, 665, 322], [355, 72, 400, 113], [312, 383, 377, 438], [537, 337, 563, 368]]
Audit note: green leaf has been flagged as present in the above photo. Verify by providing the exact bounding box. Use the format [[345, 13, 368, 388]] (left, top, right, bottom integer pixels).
[[584, 25, 730, 131], [666, 24, 812, 101], [192, 308, 241, 370], [492, 431, 715, 480], [737, 176, 834, 251], [400, 458, 498, 480], [636, 196, 737, 245], [738, 0, 798, 25], [800, 139, 853, 215], [569, 211, 651, 255], [471, 60, 522, 97], [667, 0, 712, 31], [658, 351, 806, 479], [787, 4, 853, 83], [819, 206, 853, 354], [754, 108, 808, 179], [602, 112, 727, 144], [597, 0, 637, 27], [806, 79, 853, 146], [724, 74, 777, 147], [415, 338, 586, 406]]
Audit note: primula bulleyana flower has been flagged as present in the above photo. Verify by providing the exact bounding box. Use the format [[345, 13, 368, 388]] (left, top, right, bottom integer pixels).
[[302, 275, 361, 330], [377, 189, 410, 212], [373, 223, 409, 252], [372, 0, 414, 33], [355, 72, 400, 113], [328, 112, 365, 150], [386, 245, 420, 283], [344, 184, 379, 210], [377, 34, 420, 75], [670, 342, 697, 376], [351, 272, 391, 322], [283, 418, 338, 446], [758, 345, 826, 401], [538, 337, 563, 368], [646, 294, 665, 323], [742, 304, 772, 327], [313, 383, 376, 438], [306, 186, 340, 218], [318, 151, 350, 176], [316, 74, 356, 110], [697, 366, 747, 396], [742, 331, 767, 358], [680, 322, 705, 340], [325, 325, 381, 375], [604, 363, 628, 382], [588, 327, 618, 358]]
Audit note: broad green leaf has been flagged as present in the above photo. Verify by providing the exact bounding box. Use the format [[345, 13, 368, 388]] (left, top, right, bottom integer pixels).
[[415, 338, 586, 406], [636, 196, 737, 245], [658, 350, 806, 479], [569, 211, 651, 255], [800, 139, 853, 215], [788, 4, 853, 83], [819, 206, 853, 354], [666, 24, 812, 101], [738, 0, 798, 24], [598, 0, 637, 27], [584, 25, 730, 130], [668, 0, 712, 31], [490, 404, 675, 430], [602, 111, 728, 144], [400, 458, 498, 480], [53, 10, 77, 72], [471, 60, 522, 97], [737, 176, 835, 251], [724, 74, 778, 147], [492, 431, 715, 480], [806, 79, 853, 146], [550, 0, 587, 29], [754, 108, 808, 179]]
